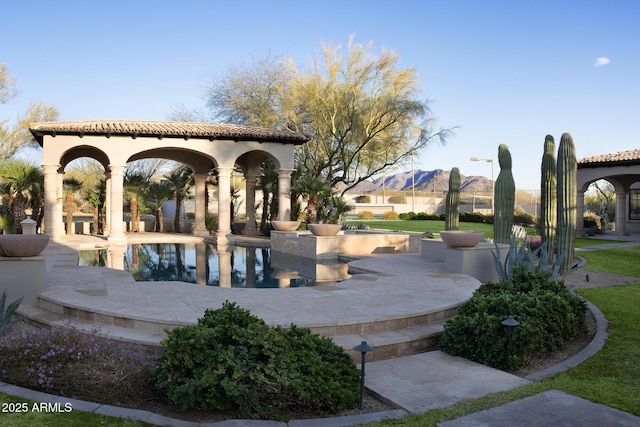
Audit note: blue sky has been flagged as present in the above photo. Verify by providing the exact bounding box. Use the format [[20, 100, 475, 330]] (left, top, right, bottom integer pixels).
[[2, 0, 638, 190]]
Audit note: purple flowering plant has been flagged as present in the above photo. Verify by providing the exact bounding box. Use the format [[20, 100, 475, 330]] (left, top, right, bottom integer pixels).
[[0, 323, 156, 405]]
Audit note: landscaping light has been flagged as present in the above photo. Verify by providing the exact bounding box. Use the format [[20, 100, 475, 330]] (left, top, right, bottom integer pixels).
[[353, 341, 375, 410], [502, 315, 520, 350]]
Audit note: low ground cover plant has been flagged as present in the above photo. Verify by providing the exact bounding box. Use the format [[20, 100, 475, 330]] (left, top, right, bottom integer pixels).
[[0, 325, 155, 405], [154, 301, 360, 419], [439, 268, 587, 370]]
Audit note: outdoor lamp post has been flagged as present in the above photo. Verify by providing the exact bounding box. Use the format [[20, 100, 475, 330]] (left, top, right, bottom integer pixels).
[[353, 341, 375, 410], [470, 157, 495, 214], [502, 315, 521, 349]]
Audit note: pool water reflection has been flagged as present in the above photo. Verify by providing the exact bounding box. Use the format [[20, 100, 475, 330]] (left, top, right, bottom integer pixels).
[[78, 243, 350, 288]]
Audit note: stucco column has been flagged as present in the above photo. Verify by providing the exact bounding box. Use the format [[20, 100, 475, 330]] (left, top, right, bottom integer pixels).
[[108, 165, 126, 243], [218, 246, 231, 287], [103, 174, 111, 236], [615, 191, 629, 235], [277, 169, 294, 221], [43, 164, 62, 241], [243, 174, 259, 236], [216, 167, 233, 240], [56, 171, 64, 235], [576, 189, 585, 237], [193, 173, 208, 236]]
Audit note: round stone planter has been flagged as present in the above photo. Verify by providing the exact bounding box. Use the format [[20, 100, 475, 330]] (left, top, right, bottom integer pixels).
[[271, 220, 301, 231], [439, 231, 484, 248], [0, 234, 50, 257], [307, 224, 342, 236]]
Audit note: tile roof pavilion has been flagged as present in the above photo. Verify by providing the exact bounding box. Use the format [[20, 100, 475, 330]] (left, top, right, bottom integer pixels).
[[30, 120, 309, 243], [578, 148, 640, 168]]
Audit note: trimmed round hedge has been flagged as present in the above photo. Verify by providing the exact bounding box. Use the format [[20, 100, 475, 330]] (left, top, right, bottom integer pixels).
[[154, 301, 360, 419], [439, 268, 587, 370]]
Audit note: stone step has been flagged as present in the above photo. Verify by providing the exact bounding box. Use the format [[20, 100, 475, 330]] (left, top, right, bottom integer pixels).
[[335, 322, 446, 362], [19, 293, 458, 363], [16, 305, 166, 353]]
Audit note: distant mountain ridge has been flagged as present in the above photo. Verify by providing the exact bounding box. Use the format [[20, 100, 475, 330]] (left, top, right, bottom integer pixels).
[[348, 169, 493, 194]]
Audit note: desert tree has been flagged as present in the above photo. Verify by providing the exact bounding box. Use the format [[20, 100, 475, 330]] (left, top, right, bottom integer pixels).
[[0, 63, 58, 161], [204, 39, 453, 197]]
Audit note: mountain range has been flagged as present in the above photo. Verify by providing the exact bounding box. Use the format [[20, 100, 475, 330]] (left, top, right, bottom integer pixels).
[[348, 169, 494, 194]]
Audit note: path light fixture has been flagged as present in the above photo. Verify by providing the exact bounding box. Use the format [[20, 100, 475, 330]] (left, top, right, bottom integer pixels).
[[502, 315, 520, 350], [353, 341, 375, 410]]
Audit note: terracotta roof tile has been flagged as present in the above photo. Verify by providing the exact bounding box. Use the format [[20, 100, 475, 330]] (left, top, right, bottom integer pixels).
[[29, 120, 309, 145], [578, 148, 640, 168]]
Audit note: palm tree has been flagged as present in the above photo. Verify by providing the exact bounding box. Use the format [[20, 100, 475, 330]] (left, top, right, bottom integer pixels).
[[324, 195, 354, 224], [164, 166, 193, 233], [124, 172, 148, 232], [293, 174, 332, 225], [256, 159, 279, 234], [0, 159, 44, 233], [62, 178, 82, 235], [85, 178, 106, 235], [144, 180, 174, 232]]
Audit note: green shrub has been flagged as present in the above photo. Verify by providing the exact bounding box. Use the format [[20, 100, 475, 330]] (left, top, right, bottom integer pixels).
[[460, 211, 486, 223], [354, 195, 371, 203], [439, 268, 587, 370], [382, 211, 400, 220], [387, 195, 406, 204], [399, 212, 416, 220], [358, 210, 375, 220], [154, 301, 359, 419], [513, 211, 536, 226]]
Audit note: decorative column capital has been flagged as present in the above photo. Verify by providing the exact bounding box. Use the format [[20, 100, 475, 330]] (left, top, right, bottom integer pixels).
[[216, 167, 234, 176], [277, 168, 295, 178], [42, 164, 61, 173]]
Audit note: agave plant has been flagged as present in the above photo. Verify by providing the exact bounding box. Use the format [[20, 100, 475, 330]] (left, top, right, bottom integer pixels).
[[492, 234, 564, 282], [0, 290, 23, 335]]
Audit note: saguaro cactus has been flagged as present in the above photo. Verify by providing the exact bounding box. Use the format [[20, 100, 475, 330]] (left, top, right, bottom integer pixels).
[[445, 167, 461, 231], [540, 135, 557, 256], [557, 132, 577, 274], [494, 144, 516, 244]]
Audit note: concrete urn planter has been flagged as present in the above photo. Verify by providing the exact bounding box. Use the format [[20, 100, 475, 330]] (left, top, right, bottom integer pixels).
[[0, 234, 50, 257], [307, 224, 342, 236], [271, 220, 301, 231], [439, 231, 484, 248]]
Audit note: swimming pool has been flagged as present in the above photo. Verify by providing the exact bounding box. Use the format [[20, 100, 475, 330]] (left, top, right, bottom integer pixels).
[[78, 243, 350, 288]]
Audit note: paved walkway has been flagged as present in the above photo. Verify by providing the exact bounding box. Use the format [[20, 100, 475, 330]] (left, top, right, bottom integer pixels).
[[4, 233, 640, 426]]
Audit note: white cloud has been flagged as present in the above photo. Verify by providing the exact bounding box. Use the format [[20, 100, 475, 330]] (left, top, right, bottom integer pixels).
[[594, 57, 611, 67]]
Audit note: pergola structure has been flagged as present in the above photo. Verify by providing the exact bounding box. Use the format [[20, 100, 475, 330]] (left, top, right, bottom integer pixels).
[[29, 120, 309, 243], [577, 148, 640, 235]]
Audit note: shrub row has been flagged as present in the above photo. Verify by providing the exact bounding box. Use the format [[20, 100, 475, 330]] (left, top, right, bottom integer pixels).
[[439, 268, 587, 370]]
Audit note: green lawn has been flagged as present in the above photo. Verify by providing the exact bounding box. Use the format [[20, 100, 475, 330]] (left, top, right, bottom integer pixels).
[[0, 393, 150, 427], [347, 219, 495, 238], [579, 246, 640, 277], [574, 237, 628, 248]]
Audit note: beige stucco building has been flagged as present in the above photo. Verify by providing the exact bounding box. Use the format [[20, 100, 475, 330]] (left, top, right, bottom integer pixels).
[[29, 120, 309, 243], [577, 148, 640, 235]]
